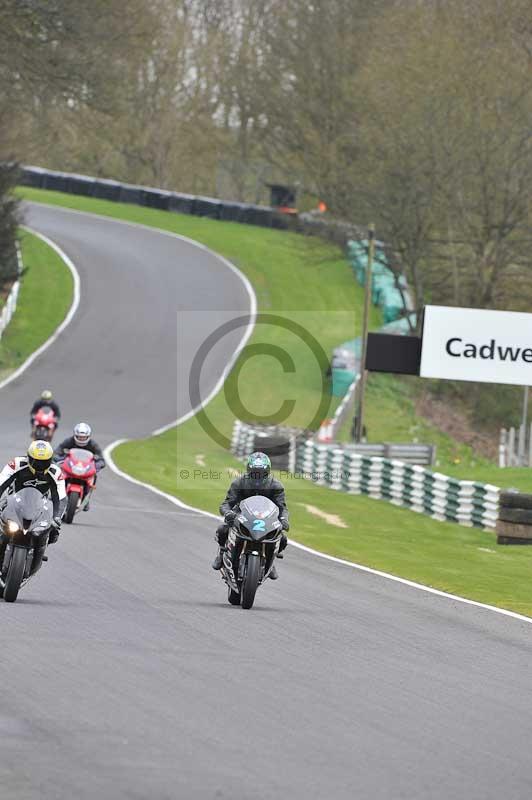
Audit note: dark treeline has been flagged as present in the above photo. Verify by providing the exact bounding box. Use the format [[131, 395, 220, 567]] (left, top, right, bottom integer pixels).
[[1, 0, 531, 424]]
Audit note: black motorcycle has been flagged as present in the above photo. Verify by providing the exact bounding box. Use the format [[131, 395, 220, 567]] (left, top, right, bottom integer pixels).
[[0, 488, 53, 602], [221, 495, 283, 609]]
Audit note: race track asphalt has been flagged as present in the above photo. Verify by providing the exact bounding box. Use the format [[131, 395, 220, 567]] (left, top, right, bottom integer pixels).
[[1, 203, 531, 800]]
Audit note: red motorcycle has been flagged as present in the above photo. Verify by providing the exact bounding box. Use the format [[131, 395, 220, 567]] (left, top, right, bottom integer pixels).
[[31, 406, 58, 442], [60, 449, 97, 523]]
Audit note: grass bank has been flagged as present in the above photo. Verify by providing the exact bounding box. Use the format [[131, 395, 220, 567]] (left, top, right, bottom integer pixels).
[[18, 187, 532, 617], [0, 229, 73, 378]]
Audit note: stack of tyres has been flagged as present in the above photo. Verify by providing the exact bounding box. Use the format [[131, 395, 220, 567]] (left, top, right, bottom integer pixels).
[[496, 491, 532, 544], [252, 434, 291, 471]]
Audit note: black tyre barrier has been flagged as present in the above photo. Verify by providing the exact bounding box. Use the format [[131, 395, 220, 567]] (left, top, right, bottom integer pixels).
[[252, 435, 291, 458], [119, 183, 145, 205], [499, 491, 532, 510], [42, 171, 70, 193], [246, 207, 272, 227], [20, 166, 344, 236], [67, 174, 96, 196], [496, 519, 532, 543], [92, 179, 122, 202], [497, 535, 532, 545], [20, 166, 47, 188], [219, 202, 246, 223], [168, 193, 196, 215], [271, 213, 291, 230], [194, 196, 222, 219], [498, 507, 532, 524], [142, 189, 172, 211], [249, 434, 294, 471]]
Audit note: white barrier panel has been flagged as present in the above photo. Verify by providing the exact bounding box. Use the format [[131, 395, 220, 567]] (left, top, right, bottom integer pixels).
[[421, 305, 532, 386]]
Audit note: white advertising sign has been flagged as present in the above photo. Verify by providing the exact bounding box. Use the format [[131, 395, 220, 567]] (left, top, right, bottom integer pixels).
[[420, 305, 532, 386]]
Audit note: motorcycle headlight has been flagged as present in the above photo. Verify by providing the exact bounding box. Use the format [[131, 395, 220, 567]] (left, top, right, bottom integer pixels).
[[4, 519, 20, 536]]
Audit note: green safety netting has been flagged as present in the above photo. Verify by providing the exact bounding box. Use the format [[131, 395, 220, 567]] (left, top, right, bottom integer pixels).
[[347, 238, 408, 323], [330, 240, 416, 396], [332, 367, 357, 397]]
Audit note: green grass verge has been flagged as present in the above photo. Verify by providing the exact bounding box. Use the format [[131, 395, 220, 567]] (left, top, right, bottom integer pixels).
[[115, 428, 532, 616], [0, 229, 73, 377], [18, 187, 532, 617]]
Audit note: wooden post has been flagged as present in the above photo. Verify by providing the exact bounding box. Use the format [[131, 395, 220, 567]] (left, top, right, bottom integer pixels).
[[353, 224, 375, 443]]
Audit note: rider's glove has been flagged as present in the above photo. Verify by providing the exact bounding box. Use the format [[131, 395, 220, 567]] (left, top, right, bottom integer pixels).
[[224, 510, 237, 525], [280, 518, 289, 532]]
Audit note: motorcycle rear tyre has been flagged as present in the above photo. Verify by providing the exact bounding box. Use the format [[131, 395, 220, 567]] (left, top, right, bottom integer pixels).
[[241, 553, 261, 610], [4, 547, 27, 602]]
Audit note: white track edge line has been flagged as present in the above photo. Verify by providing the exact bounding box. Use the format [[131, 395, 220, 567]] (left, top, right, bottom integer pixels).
[[104, 440, 532, 626], [29, 200, 532, 626], [0, 226, 81, 391], [25, 200, 257, 434]]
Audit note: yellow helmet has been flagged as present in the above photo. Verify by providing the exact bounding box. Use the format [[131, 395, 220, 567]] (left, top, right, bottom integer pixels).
[[41, 390, 53, 402], [27, 440, 54, 474]]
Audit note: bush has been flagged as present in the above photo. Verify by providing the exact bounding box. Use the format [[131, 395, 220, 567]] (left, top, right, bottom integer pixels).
[[0, 162, 20, 286], [429, 378, 524, 429]]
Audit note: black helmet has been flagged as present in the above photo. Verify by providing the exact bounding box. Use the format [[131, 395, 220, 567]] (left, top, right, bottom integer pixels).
[[246, 451, 271, 482]]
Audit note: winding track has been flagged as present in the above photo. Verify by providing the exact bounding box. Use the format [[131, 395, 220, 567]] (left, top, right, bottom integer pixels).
[[1, 203, 532, 800]]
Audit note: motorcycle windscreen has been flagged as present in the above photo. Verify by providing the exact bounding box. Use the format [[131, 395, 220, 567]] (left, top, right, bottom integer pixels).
[[69, 448, 94, 464], [2, 488, 53, 532], [239, 495, 280, 537]]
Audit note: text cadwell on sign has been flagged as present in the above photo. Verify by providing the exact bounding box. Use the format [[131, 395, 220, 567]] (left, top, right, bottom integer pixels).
[[445, 338, 532, 363]]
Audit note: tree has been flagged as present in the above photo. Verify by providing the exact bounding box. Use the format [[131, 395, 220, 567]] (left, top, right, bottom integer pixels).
[[351, 0, 532, 314], [0, 163, 20, 285]]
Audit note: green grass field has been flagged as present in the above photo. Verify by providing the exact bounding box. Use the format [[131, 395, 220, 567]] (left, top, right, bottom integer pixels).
[[0, 229, 74, 378], [18, 187, 532, 617]]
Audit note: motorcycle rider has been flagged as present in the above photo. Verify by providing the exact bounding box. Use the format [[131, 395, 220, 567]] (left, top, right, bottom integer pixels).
[[30, 390, 61, 426], [0, 441, 65, 545], [212, 452, 289, 580], [54, 423, 105, 510]]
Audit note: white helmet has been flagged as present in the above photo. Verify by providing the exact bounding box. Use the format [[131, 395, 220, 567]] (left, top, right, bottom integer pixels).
[[73, 422, 92, 446]]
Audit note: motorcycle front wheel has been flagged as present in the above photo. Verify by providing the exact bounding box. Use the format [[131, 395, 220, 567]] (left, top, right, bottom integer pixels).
[[4, 547, 27, 603], [241, 553, 261, 610], [65, 491, 80, 524]]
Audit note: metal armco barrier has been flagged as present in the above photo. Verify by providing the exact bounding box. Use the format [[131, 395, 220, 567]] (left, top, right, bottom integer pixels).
[[297, 440, 499, 530]]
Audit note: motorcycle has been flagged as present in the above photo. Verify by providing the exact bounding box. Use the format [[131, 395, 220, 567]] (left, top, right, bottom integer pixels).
[[31, 405, 58, 442], [221, 495, 283, 609], [0, 487, 53, 602], [59, 448, 97, 523]]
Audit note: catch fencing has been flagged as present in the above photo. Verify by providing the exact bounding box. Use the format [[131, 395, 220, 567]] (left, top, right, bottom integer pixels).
[[498, 425, 532, 467]]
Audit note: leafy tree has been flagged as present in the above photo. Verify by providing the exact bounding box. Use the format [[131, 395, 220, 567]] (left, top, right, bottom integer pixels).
[[351, 0, 532, 314], [0, 163, 20, 285]]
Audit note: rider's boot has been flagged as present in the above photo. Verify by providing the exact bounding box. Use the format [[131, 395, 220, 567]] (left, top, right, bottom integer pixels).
[[212, 546, 226, 570], [269, 564, 279, 580]]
